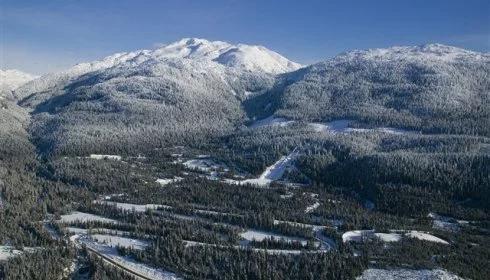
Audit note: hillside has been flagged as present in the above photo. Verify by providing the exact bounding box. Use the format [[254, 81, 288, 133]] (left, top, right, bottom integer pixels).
[[260, 44, 490, 136], [0, 69, 37, 100]]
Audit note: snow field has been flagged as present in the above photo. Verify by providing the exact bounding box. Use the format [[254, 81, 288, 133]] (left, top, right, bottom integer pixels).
[[60, 211, 118, 224], [342, 230, 449, 244]]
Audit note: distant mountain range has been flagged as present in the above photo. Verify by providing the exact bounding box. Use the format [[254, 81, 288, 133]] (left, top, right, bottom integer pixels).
[[2, 39, 488, 155]]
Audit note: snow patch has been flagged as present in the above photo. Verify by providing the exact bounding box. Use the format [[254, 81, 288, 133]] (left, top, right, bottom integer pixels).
[[91, 234, 149, 250], [60, 211, 117, 224], [156, 177, 183, 186], [308, 119, 409, 135], [89, 154, 122, 161], [0, 246, 37, 261], [356, 268, 464, 280], [95, 200, 171, 212], [240, 230, 309, 246], [234, 150, 299, 187], [77, 236, 180, 279], [342, 230, 448, 244], [305, 202, 321, 213]]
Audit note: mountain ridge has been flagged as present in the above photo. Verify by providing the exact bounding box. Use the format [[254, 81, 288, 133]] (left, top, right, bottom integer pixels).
[[9, 40, 490, 155]]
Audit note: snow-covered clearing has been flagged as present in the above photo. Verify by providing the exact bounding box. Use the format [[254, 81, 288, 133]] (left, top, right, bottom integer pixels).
[[183, 159, 224, 172], [95, 200, 171, 212], [0, 246, 37, 261], [156, 177, 183, 186], [65, 227, 132, 237], [308, 119, 409, 135], [60, 211, 117, 224], [240, 229, 309, 246], [0, 246, 22, 261], [405, 231, 449, 244], [248, 117, 410, 136], [273, 220, 326, 231], [428, 213, 467, 232], [248, 116, 295, 129], [77, 236, 180, 280], [183, 158, 229, 181], [356, 268, 464, 280], [342, 230, 449, 244], [91, 234, 148, 250], [229, 150, 299, 187], [89, 154, 122, 161], [65, 227, 89, 235], [183, 240, 325, 255]]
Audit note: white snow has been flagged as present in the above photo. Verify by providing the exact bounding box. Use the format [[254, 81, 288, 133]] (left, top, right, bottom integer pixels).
[[156, 177, 183, 186], [91, 234, 149, 250], [214, 43, 302, 74], [0, 246, 22, 261], [342, 230, 448, 244], [183, 159, 222, 172], [308, 119, 408, 135], [0, 246, 37, 261], [89, 154, 122, 161], [0, 69, 37, 99], [342, 230, 369, 243], [305, 202, 321, 213], [273, 220, 326, 232], [240, 230, 309, 246], [76, 236, 180, 280], [60, 211, 117, 224], [183, 240, 323, 255], [17, 38, 301, 101], [237, 150, 299, 187], [65, 227, 132, 237], [428, 212, 466, 232], [405, 231, 449, 244], [182, 158, 230, 181], [65, 227, 89, 235], [95, 200, 171, 212], [279, 192, 294, 199], [356, 268, 464, 280], [153, 38, 302, 74], [248, 116, 295, 129], [343, 43, 488, 65]]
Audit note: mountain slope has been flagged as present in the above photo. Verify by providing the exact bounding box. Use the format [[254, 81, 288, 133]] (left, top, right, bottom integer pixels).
[[17, 38, 301, 103], [19, 38, 301, 155], [264, 44, 489, 135], [0, 69, 37, 100]]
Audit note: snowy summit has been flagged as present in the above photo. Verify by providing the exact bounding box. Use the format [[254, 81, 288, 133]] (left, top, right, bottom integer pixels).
[[0, 69, 37, 99], [69, 37, 302, 76]]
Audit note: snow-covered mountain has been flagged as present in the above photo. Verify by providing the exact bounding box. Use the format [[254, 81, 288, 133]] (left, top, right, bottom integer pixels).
[[17, 41, 489, 155], [0, 69, 37, 100], [333, 43, 488, 63], [262, 43, 490, 135], [16, 38, 301, 102], [19, 38, 303, 155]]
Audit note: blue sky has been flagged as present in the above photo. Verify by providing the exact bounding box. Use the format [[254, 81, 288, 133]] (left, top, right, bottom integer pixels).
[[1, 0, 489, 74]]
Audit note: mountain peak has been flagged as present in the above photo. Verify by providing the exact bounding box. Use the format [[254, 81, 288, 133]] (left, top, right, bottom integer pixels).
[[151, 38, 302, 74], [0, 69, 38, 99]]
